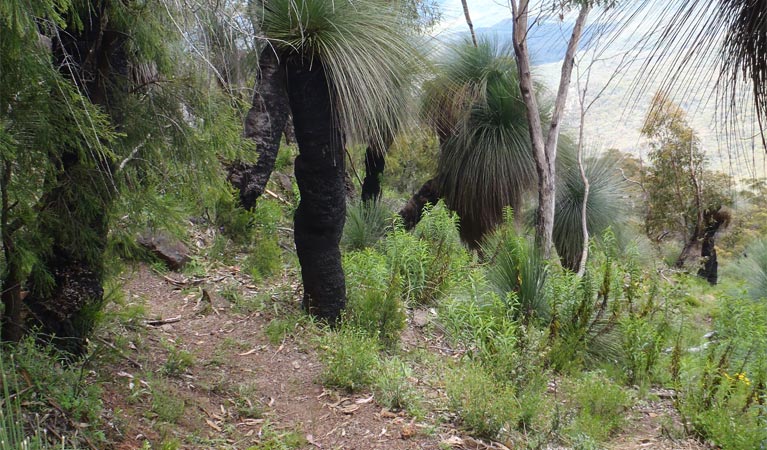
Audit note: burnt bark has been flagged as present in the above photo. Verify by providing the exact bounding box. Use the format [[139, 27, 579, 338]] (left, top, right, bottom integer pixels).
[[227, 49, 291, 210], [23, 3, 124, 354], [361, 144, 386, 203], [697, 208, 729, 285], [398, 178, 441, 230], [286, 57, 346, 323]]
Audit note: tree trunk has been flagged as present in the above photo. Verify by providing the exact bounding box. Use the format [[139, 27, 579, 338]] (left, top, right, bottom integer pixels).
[[461, 0, 479, 48], [361, 141, 387, 203], [398, 178, 441, 230], [24, 3, 123, 354], [511, 0, 589, 259], [286, 57, 346, 323], [227, 49, 291, 210], [697, 209, 729, 285]]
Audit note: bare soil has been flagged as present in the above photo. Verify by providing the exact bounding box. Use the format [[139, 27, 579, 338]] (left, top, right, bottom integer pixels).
[[96, 264, 709, 450]]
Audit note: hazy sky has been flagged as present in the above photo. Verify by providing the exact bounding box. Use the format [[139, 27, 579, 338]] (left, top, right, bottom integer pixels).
[[433, 0, 512, 34]]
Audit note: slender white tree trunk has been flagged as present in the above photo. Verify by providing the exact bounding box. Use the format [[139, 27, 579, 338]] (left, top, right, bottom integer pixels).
[[510, 0, 590, 259], [461, 0, 478, 47], [576, 104, 590, 276]]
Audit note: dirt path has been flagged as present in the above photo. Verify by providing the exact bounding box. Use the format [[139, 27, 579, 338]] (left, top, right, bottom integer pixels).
[[100, 265, 450, 449], [97, 264, 709, 450]]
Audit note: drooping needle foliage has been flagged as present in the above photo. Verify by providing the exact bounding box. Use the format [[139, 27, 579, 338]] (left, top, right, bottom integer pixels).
[[423, 38, 538, 246]]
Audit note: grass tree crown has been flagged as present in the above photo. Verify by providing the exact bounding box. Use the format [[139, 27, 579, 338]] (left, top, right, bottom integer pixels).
[[259, 0, 425, 148]]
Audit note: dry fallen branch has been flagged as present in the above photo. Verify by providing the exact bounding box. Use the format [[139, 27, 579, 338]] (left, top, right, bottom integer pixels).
[[144, 316, 182, 326]]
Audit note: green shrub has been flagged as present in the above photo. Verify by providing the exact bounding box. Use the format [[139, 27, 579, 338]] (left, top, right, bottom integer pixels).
[[0, 356, 81, 450], [214, 190, 255, 244], [264, 316, 303, 345], [674, 295, 767, 449], [319, 328, 380, 392], [620, 314, 667, 386], [445, 362, 518, 439], [151, 383, 186, 424], [383, 203, 471, 306], [0, 339, 102, 447], [274, 144, 295, 172], [564, 371, 632, 443], [343, 249, 406, 347], [342, 200, 391, 250], [246, 422, 307, 450], [547, 234, 635, 372], [482, 213, 549, 322], [438, 286, 518, 363], [373, 356, 421, 414], [245, 200, 284, 280], [160, 341, 195, 377]]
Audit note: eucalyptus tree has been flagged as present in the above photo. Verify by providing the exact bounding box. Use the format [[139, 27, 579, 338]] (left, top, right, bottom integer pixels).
[[641, 93, 733, 270], [251, 0, 424, 322], [509, 0, 618, 258]]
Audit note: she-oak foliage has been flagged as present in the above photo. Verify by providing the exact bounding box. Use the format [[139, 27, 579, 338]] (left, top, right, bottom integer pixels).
[[1, 0, 243, 352]]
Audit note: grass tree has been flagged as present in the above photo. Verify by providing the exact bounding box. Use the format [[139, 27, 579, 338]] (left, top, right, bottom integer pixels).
[[554, 153, 624, 272], [424, 38, 537, 247], [257, 0, 423, 322]]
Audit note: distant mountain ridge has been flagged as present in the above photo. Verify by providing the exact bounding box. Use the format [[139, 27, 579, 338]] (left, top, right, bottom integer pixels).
[[437, 17, 766, 178], [475, 18, 596, 65]]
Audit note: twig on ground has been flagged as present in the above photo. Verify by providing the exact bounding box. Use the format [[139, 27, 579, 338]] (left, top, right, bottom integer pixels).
[[145, 316, 182, 326]]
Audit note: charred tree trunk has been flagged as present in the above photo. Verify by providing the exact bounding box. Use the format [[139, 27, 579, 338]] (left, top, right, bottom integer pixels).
[[24, 3, 124, 354], [1, 160, 24, 342], [286, 57, 346, 323], [697, 208, 730, 285], [227, 49, 291, 210], [26, 150, 113, 355], [398, 178, 441, 230], [361, 143, 386, 203]]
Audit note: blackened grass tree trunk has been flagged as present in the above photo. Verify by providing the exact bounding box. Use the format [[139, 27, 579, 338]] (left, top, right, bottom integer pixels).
[[227, 49, 291, 210], [287, 58, 347, 320], [399, 178, 441, 229], [697, 207, 731, 285], [259, 0, 424, 322], [361, 139, 388, 203]]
